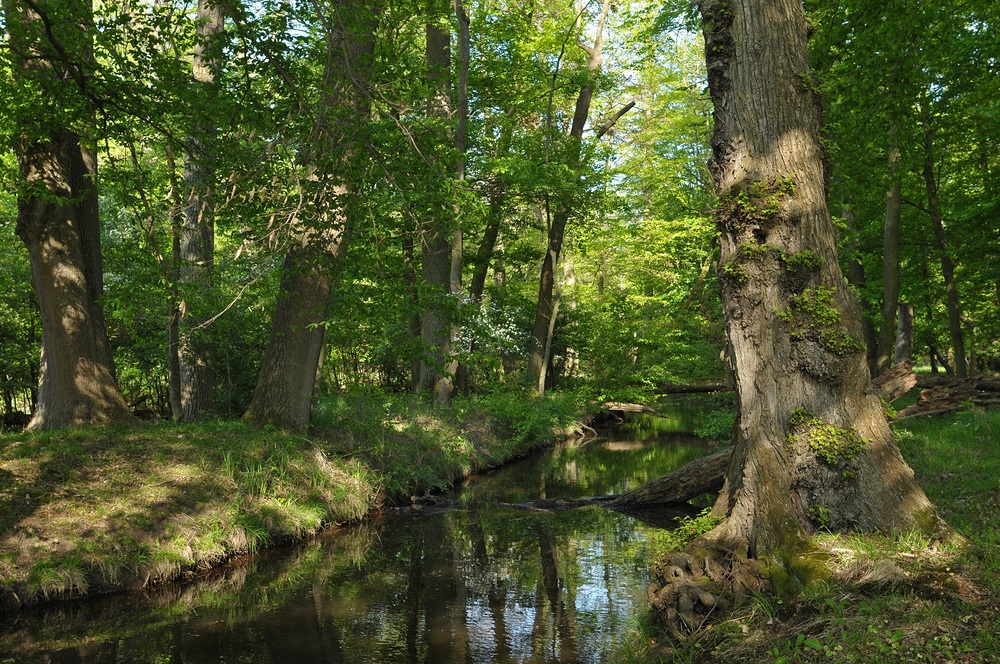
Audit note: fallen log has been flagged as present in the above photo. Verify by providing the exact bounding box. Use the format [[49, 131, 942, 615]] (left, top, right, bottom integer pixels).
[[873, 360, 917, 403], [897, 374, 1000, 419], [603, 402, 660, 415], [607, 448, 731, 509]]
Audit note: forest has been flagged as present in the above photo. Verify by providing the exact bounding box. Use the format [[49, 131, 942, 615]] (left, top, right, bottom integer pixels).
[[1, 0, 1000, 660], [1, 0, 997, 426]]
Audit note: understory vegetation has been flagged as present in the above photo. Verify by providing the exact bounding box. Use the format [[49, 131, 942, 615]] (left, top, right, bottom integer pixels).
[[0, 388, 585, 606], [614, 407, 1000, 663]]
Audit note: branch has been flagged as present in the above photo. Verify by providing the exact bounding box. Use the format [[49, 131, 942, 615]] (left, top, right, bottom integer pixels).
[[595, 100, 636, 139], [901, 198, 929, 214]]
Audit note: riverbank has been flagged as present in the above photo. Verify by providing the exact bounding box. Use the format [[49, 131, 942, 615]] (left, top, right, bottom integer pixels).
[[615, 407, 1000, 663], [0, 388, 587, 610]]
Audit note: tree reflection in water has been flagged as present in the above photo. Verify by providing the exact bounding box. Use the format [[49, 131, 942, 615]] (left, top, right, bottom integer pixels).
[[0, 403, 721, 663]]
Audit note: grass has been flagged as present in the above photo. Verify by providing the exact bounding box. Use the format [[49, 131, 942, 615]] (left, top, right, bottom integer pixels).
[[612, 408, 1000, 663], [0, 387, 587, 607]]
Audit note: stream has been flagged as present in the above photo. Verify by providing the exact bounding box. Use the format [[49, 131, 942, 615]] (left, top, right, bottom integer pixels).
[[0, 397, 724, 663]]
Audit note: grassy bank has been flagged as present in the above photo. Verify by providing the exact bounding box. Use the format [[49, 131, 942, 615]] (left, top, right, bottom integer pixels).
[[0, 388, 585, 608], [615, 407, 1000, 663]]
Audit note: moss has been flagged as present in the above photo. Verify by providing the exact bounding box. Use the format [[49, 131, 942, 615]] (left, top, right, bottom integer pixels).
[[759, 527, 834, 595], [779, 248, 823, 271], [739, 241, 769, 259], [787, 408, 868, 467], [778, 287, 865, 356], [718, 177, 795, 229], [722, 261, 748, 283]]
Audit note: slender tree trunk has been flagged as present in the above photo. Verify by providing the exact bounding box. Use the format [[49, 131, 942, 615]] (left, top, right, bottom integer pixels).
[[444, 0, 470, 400], [528, 0, 612, 394], [842, 202, 878, 375], [697, 0, 943, 559], [403, 232, 422, 393], [878, 134, 902, 375], [177, 0, 224, 420], [895, 302, 914, 364], [922, 121, 967, 377], [244, 0, 376, 430], [418, 10, 456, 402], [4, 0, 135, 430]]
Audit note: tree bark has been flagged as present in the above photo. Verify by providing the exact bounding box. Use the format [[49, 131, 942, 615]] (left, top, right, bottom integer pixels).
[[417, 10, 456, 403], [177, 0, 224, 421], [842, 202, 878, 375], [922, 120, 967, 377], [609, 449, 731, 509], [697, 0, 944, 559], [894, 302, 914, 364], [5, 0, 136, 430], [528, 0, 612, 394], [243, 0, 376, 430], [403, 232, 422, 393], [878, 133, 903, 375]]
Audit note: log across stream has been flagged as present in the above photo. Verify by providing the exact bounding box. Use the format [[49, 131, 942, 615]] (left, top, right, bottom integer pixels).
[[0, 396, 729, 664]]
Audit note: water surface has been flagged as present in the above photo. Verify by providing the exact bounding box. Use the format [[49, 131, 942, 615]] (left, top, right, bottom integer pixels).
[[0, 398, 723, 663]]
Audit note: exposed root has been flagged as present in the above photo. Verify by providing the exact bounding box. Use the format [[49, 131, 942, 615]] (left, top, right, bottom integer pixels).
[[646, 550, 756, 639]]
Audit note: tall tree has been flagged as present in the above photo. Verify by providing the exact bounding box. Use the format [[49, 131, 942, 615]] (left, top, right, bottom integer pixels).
[[653, 0, 948, 613], [175, 0, 225, 420], [527, 0, 612, 395], [417, 2, 456, 403], [4, 0, 136, 429], [877, 134, 903, 374], [921, 117, 967, 377], [243, 0, 377, 430]]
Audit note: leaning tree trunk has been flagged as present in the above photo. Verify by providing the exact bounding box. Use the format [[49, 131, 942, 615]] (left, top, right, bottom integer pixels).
[[243, 0, 376, 430], [5, 0, 135, 430], [698, 0, 944, 560]]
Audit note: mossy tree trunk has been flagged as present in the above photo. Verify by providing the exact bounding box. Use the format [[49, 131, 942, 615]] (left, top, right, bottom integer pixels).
[[698, 0, 945, 561]]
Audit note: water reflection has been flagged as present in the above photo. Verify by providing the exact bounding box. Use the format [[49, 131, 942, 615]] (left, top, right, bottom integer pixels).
[[0, 402, 721, 663]]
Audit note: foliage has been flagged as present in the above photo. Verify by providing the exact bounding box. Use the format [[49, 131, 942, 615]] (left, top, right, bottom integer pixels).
[[693, 408, 737, 442], [648, 508, 723, 559]]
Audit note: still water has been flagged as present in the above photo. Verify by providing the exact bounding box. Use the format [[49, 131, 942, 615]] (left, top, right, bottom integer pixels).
[[0, 398, 723, 663]]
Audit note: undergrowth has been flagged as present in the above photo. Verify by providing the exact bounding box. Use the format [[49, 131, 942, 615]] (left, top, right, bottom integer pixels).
[[0, 386, 587, 605]]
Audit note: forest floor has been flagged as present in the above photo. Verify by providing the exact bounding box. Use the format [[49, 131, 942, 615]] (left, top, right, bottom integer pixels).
[[617, 407, 1000, 663], [0, 388, 585, 609]]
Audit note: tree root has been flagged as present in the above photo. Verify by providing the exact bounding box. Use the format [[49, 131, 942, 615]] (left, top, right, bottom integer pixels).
[[646, 549, 768, 640]]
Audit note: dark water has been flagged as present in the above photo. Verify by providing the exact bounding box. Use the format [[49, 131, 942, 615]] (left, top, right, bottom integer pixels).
[[0, 398, 724, 663]]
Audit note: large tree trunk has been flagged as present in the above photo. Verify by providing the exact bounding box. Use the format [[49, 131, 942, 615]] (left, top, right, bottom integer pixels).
[[5, 0, 136, 430], [527, 0, 612, 394], [697, 0, 943, 560], [176, 0, 224, 421], [243, 0, 376, 430], [923, 120, 967, 377]]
